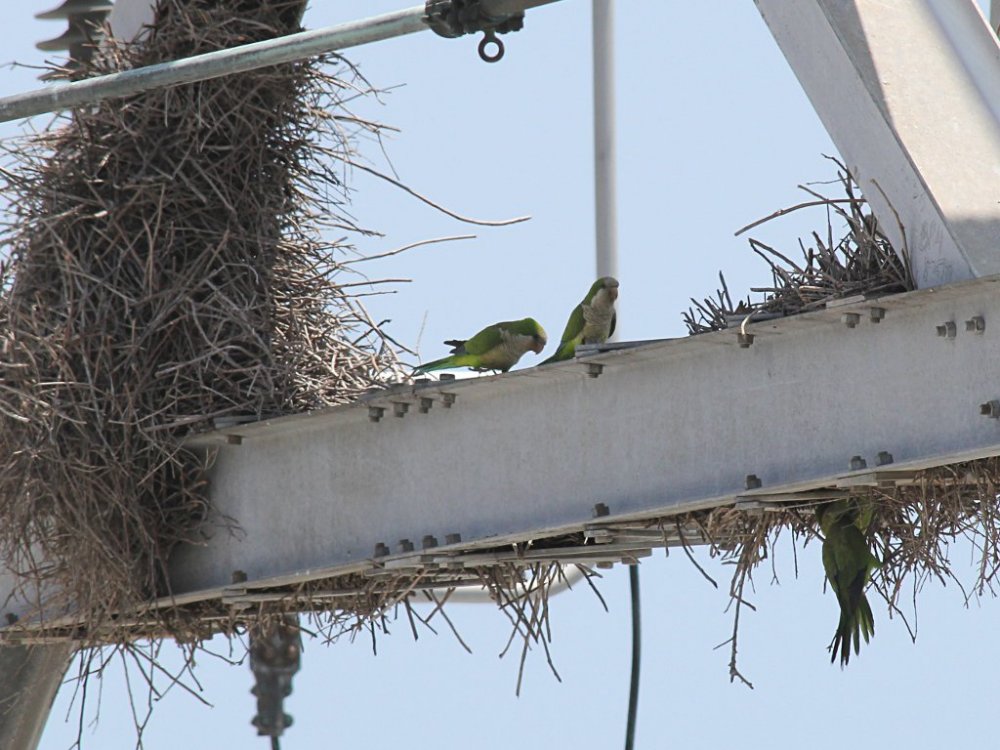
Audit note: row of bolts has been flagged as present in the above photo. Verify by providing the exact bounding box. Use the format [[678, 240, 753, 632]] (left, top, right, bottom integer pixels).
[[367, 364, 607, 423], [737, 306, 986, 347]]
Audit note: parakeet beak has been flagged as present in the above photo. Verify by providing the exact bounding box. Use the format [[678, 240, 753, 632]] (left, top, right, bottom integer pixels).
[[532, 336, 547, 354], [605, 278, 620, 301]]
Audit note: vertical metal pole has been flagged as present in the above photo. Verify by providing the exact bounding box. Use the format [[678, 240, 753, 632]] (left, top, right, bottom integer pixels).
[[991, 1, 1000, 34], [592, 0, 618, 287]]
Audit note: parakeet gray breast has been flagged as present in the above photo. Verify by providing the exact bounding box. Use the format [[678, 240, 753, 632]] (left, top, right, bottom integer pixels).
[[581, 290, 616, 343]]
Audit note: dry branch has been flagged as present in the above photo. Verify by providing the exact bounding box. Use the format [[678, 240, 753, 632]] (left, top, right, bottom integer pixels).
[[683, 162, 914, 335]]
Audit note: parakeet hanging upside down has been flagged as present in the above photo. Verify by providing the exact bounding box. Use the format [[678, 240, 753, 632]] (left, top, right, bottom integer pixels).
[[815, 499, 880, 667], [541, 276, 619, 364], [414, 317, 547, 374]]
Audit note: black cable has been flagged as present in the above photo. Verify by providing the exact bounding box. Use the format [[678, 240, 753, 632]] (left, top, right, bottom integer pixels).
[[625, 564, 641, 750]]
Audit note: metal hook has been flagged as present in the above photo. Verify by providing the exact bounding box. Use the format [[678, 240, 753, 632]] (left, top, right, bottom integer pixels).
[[478, 29, 504, 62]]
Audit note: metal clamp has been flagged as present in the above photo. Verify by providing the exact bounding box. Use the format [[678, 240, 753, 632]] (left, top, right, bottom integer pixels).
[[425, 0, 525, 62]]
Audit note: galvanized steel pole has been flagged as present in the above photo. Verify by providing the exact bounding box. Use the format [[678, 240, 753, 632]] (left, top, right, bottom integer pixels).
[[0, 0, 565, 124], [0, 7, 426, 123], [592, 0, 618, 285]]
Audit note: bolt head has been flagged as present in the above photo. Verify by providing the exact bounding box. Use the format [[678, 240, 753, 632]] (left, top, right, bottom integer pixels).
[[937, 321, 957, 338], [744, 474, 762, 490], [849, 455, 867, 471], [592, 502, 610, 518], [737, 333, 755, 348], [966, 316, 986, 334], [841, 313, 860, 328]]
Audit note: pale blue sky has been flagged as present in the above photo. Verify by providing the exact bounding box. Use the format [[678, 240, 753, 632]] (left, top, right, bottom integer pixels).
[[0, 2, 997, 748]]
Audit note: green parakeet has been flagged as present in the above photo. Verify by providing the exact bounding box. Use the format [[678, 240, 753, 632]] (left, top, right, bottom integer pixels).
[[541, 277, 619, 365], [414, 317, 547, 374], [815, 499, 880, 667]]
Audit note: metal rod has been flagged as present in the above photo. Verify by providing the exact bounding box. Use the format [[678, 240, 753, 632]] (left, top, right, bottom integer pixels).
[[0, 0, 567, 124], [0, 7, 426, 123], [592, 0, 618, 286], [991, 0, 1000, 34]]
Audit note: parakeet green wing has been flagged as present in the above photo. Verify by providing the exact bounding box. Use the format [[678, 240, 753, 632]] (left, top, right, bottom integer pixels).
[[541, 277, 619, 365], [414, 318, 547, 374], [817, 500, 880, 667]]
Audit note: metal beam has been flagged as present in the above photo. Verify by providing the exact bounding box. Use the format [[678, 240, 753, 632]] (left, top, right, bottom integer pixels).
[[755, 0, 1000, 288], [4, 275, 1000, 633], [0, 644, 73, 750], [4, 276, 992, 621], [1, 0, 564, 124]]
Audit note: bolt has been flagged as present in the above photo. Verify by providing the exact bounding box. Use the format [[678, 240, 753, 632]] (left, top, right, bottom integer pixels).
[[4, 613, 18, 625], [737, 333, 755, 348], [869, 307, 886, 324], [231, 570, 248, 584], [226, 434, 243, 446], [980, 400, 1000, 419], [397, 539, 414, 553], [876, 451, 894, 466], [368, 406, 385, 423], [439, 373, 456, 382], [849, 455, 867, 471], [936, 321, 957, 338], [744, 474, 762, 490], [841, 313, 861, 328], [586, 363, 604, 378], [421, 535, 439, 549], [373, 542, 390, 557], [593, 502, 610, 518], [445, 532, 462, 545], [965, 316, 986, 334], [441, 393, 457, 408], [596, 561, 614, 570], [392, 402, 409, 418], [418, 397, 434, 413], [414, 377, 430, 384]]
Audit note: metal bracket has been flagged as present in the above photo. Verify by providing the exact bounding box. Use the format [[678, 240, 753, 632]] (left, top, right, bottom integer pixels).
[[424, 0, 524, 62]]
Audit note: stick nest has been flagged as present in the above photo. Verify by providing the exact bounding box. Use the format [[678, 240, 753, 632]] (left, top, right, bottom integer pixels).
[[684, 162, 914, 335], [0, 0, 404, 642], [663, 457, 1000, 686]]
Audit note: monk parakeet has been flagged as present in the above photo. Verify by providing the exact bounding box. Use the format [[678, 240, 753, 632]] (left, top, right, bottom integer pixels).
[[541, 277, 619, 365], [414, 317, 547, 374], [815, 499, 880, 667]]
